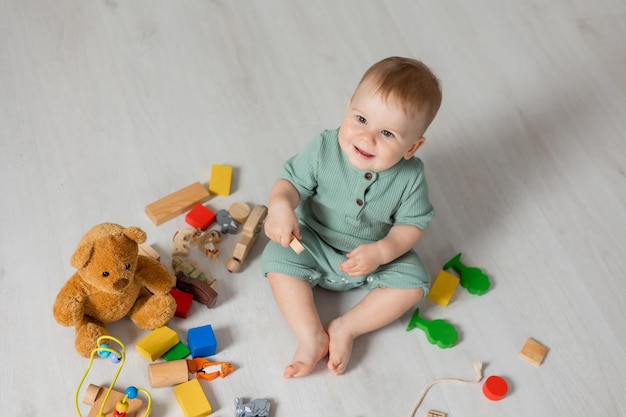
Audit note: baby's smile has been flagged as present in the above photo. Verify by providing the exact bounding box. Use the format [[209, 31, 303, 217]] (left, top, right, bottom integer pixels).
[[354, 145, 374, 158]]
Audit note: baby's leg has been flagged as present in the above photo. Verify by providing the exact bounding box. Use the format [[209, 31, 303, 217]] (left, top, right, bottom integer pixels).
[[326, 287, 424, 375], [267, 273, 329, 378]]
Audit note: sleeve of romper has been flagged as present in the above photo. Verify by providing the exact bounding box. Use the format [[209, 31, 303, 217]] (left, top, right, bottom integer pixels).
[[393, 158, 435, 230], [278, 133, 323, 201]]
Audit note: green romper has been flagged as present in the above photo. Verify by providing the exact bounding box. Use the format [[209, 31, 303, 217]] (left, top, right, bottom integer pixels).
[[261, 129, 435, 292]]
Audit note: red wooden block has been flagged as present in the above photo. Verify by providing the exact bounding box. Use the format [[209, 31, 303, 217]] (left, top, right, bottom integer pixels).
[[170, 288, 194, 319], [185, 204, 216, 230]]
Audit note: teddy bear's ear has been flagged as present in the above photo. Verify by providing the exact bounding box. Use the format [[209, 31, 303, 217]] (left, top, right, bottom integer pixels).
[[71, 242, 94, 269], [123, 226, 147, 244]]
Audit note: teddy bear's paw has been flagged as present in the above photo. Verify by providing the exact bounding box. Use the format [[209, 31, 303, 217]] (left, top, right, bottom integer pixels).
[[129, 293, 177, 330], [76, 321, 109, 357]]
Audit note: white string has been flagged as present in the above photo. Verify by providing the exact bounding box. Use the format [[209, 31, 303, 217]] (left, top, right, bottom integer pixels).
[[408, 362, 484, 417]]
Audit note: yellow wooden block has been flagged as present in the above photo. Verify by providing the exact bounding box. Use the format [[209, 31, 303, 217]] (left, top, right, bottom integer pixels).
[[427, 270, 460, 306], [520, 337, 549, 366], [208, 165, 233, 196], [136, 326, 179, 361], [174, 379, 212, 417]]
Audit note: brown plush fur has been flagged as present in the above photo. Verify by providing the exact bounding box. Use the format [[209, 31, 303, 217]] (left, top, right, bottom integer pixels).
[[53, 223, 176, 357]]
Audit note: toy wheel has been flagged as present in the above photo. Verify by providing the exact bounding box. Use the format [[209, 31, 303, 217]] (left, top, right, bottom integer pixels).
[[226, 258, 241, 273]]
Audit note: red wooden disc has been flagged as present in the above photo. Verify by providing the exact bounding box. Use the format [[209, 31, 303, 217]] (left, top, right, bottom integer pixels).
[[483, 375, 508, 401]]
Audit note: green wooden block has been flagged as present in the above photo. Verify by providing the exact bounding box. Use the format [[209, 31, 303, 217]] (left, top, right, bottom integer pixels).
[[163, 341, 191, 361]]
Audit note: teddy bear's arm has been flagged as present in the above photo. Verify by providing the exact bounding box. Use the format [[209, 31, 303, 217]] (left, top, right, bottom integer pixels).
[[135, 255, 175, 294], [53, 274, 88, 326]]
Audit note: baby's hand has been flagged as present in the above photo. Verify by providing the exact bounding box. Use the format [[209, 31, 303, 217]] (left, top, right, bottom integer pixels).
[[338, 243, 383, 277], [264, 204, 300, 248]]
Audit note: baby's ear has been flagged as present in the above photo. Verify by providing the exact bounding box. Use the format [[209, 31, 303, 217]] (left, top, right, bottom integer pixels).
[[404, 137, 426, 159]]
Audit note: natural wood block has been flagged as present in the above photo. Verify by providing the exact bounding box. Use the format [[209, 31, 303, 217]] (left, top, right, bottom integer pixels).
[[427, 410, 446, 417], [289, 235, 305, 254], [520, 337, 548, 366], [145, 182, 211, 226], [138, 243, 160, 261]]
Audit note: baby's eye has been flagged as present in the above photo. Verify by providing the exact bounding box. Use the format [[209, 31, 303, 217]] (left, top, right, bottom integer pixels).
[[102, 271, 110, 277], [125, 263, 131, 270], [381, 130, 394, 138], [357, 115, 367, 124]]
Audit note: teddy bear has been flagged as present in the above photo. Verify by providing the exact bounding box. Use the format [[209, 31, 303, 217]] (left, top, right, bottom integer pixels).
[[53, 222, 177, 357]]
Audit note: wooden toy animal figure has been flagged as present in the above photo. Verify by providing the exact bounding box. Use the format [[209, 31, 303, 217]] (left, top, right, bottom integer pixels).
[[53, 223, 177, 357]]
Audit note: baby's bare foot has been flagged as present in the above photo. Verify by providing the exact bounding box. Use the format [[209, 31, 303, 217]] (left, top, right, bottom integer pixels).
[[326, 317, 355, 375], [284, 331, 329, 378]]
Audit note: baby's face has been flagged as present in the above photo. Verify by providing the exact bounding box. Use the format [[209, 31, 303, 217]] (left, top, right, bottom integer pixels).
[[338, 81, 427, 172]]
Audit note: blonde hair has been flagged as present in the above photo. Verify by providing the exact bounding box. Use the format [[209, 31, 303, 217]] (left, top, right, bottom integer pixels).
[[356, 57, 442, 131]]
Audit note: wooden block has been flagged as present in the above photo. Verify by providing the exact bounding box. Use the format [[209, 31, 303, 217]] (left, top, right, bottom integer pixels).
[[427, 270, 460, 306], [208, 164, 233, 196], [138, 243, 161, 261], [136, 326, 180, 361], [427, 410, 446, 417], [174, 379, 212, 417], [289, 235, 305, 254], [520, 337, 548, 366], [186, 203, 216, 230], [163, 341, 191, 361], [187, 324, 217, 357], [145, 182, 211, 226], [83, 384, 146, 417], [148, 359, 190, 388], [171, 288, 194, 318]]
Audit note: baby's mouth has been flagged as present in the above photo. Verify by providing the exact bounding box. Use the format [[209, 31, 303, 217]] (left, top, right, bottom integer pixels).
[[354, 145, 373, 158]]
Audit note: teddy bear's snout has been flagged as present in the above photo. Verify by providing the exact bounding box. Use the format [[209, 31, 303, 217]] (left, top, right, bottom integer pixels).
[[113, 278, 130, 291]]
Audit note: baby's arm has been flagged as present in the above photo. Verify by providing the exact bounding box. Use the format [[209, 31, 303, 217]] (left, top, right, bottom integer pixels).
[[264, 179, 301, 247], [339, 224, 425, 277]]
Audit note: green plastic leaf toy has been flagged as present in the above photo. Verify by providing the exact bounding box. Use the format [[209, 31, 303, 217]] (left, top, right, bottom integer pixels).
[[406, 308, 458, 349], [444, 253, 490, 295]]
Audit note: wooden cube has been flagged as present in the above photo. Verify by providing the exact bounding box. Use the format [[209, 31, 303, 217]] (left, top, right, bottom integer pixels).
[[186, 204, 216, 230], [187, 324, 217, 357], [520, 337, 548, 366]]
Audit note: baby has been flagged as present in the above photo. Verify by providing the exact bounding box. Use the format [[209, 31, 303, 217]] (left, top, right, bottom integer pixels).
[[262, 56, 442, 378]]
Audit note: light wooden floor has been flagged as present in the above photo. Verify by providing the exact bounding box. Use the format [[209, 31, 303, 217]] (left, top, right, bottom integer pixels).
[[1, 0, 625, 416]]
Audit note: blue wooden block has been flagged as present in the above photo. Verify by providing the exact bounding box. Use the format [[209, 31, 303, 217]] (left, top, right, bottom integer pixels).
[[187, 324, 217, 357]]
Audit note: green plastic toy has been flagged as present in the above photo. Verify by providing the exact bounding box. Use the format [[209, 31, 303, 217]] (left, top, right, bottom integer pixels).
[[406, 308, 458, 349], [443, 253, 490, 295]]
